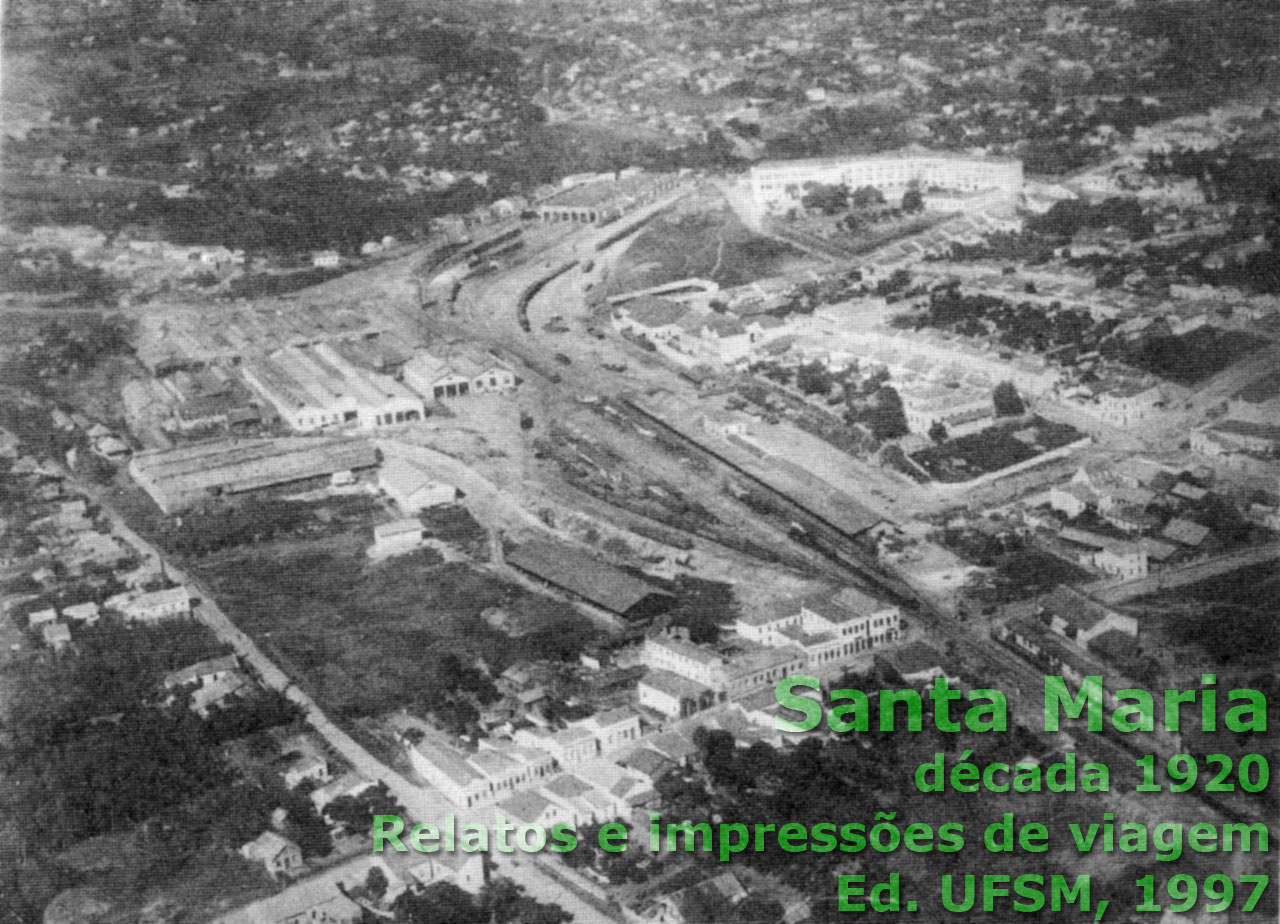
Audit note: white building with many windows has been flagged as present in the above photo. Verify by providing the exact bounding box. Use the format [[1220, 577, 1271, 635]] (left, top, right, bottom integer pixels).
[[733, 588, 901, 668], [748, 152, 1023, 215]]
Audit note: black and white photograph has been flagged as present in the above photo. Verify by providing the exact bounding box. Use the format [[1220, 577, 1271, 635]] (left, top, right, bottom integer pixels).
[[0, 0, 1277, 921]]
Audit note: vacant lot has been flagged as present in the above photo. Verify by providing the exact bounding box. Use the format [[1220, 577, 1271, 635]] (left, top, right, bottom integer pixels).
[[608, 200, 810, 293], [191, 533, 597, 721], [1128, 560, 1280, 672]]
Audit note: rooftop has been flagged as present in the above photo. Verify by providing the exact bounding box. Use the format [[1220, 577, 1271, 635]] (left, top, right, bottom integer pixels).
[[641, 669, 711, 700], [506, 541, 673, 618], [1042, 585, 1117, 631], [497, 790, 552, 824], [881, 640, 945, 678], [130, 437, 377, 512], [647, 635, 724, 666]]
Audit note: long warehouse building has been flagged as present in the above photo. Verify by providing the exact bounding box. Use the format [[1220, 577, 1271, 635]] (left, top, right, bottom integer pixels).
[[129, 437, 379, 513], [241, 343, 424, 433]]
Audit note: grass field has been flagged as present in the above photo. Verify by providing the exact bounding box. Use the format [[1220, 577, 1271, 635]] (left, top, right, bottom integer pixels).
[[190, 533, 598, 721], [607, 200, 810, 293]]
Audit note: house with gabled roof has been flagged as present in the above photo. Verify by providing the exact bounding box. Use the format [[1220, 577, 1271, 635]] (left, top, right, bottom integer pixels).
[[496, 789, 563, 829], [163, 654, 239, 690], [42, 622, 72, 652], [240, 831, 304, 881], [378, 454, 458, 513], [1039, 585, 1137, 649], [402, 346, 515, 401], [1162, 517, 1210, 547]]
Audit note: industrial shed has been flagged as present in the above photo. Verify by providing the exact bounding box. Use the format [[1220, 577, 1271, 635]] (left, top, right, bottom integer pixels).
[[129, 437, 378, 513], [505, 540, 675, 622]]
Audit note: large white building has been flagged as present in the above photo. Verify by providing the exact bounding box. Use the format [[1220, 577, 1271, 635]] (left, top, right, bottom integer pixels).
[[402, 346, 516, 401], [409, 739, 557, 810], [734, 589, 902, 668], [748, 152, 1023, 215], [241, 343, 424, 433]]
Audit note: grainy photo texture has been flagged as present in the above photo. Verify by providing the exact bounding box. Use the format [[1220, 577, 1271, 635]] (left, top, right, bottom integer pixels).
[[0, 1, 1277, 923]]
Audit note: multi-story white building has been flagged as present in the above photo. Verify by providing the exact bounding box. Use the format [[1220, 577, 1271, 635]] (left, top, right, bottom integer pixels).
[[733, 589, 901, 668], [902, 386, 995, 438], [409, 738, 557, 810], [748, 152, 1023, 214], [641, 635, 727, 688]]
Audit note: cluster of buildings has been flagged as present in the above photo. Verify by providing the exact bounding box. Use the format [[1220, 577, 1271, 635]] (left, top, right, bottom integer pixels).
[[401, 344, 517, 402], [638, 588, 902, 719], [995, 585, 1177, 748], [1190, 393, 1280, 478], [611, 296, 798, 367], [407, 708, 643, 813], [127, 313, 519, 441], [1037, 462, 1223, 579], [241, 343, 426, 433], [25, 584, 195, 654]]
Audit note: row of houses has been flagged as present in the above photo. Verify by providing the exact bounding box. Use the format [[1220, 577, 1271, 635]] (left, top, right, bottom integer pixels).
[[1041, 464, 1222, 578], [638, 588, 903, 718], [407, 708, 643, 810], [611, 297, 794, 367]]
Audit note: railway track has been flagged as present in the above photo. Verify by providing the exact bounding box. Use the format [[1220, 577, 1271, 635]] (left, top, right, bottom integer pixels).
[[613, 395, 1272, 828]]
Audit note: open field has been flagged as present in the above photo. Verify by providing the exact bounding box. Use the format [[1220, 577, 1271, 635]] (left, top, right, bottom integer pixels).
[[1125, 560, 1280, 673], [188, 532, 598, 722], [607, 192, 816, 293]]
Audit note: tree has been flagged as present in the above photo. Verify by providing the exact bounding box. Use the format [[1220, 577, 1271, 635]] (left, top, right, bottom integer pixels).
[[928, 420, 948, 443], [992, 381, 1025, 417], [902, 184, 924, 213], [366, 865, 389, 901], [796, 360, 834, 396], [394, 882, 488, 924], [851, 185, 886, 209], [323, 781, 406, 836], [800, 182, 849, 215], [692, 726, 738, 788], [868, 386, 908, 441]]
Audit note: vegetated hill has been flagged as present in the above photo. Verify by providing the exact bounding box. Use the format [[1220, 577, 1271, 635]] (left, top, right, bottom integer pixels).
[[608, 196, 814, 294]]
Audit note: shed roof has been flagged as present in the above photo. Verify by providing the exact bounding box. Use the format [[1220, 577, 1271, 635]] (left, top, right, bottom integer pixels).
[[506, 541, 673, 618]]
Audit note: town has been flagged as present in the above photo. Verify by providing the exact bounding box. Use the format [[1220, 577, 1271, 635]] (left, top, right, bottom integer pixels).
[[0, 0, 1278, 923]]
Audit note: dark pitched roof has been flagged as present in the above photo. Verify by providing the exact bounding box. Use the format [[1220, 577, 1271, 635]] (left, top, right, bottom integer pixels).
[[882, 640, 944, 678], [1042, 585, 1115, 632], [506, 541, 674, 617]]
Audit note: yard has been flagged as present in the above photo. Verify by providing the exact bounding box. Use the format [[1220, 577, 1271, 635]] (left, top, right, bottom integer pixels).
[[911, 416, 1083, 483]]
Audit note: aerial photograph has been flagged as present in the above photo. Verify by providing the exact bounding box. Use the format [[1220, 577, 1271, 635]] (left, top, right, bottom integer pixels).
[[0, 0, 1277, 922]]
